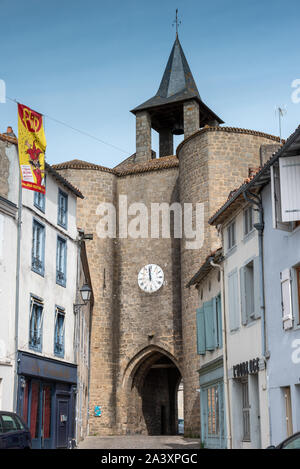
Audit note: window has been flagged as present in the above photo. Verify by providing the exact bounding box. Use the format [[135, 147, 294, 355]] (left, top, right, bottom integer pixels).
[[227, 220, 236, 251], [29, 297, 44, 352], [54, 307, 65, 357], [244, 206, 253, 236], [58, 189, 68, 229], [34, 177, 46, 212], [240, 258, 261, 325], [242, 379, 251, 442], [32, 219, 45, 276], [56, 237, 67, 287], [0, 414, 20, 433], [243, 261, 255, 321]]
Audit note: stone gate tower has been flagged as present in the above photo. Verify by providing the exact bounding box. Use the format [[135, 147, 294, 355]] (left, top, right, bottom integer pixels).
[[54, 34, 281, 437]]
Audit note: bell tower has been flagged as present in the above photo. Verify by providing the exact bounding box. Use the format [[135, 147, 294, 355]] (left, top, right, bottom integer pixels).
[[131, 34, 223, 162]]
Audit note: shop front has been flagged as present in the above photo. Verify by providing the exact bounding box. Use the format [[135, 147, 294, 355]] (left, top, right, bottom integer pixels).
[[16, 351, 77, 449], [199, 357, 226, 449]]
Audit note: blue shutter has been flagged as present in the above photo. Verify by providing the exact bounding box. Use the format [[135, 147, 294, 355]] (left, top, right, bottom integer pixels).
[[212, 297, 218, 349], [196, 307, 206, 355], [216, 294, 223, 348], [204, 300, 215, 351]]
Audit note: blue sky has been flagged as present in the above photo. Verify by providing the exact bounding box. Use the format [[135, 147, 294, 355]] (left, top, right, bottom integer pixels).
[[0, 0, 299, 168]]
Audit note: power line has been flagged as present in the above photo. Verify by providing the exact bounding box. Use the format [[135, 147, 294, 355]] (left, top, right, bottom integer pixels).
[[6, 96, 131, 155]]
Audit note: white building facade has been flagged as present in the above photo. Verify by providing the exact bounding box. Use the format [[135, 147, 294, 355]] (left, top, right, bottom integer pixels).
[[0, 130, 93, 449], [210, 188, 270, 449]]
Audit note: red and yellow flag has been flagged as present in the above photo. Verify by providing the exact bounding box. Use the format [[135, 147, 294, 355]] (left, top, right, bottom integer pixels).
[[18, 103, 46, 193]]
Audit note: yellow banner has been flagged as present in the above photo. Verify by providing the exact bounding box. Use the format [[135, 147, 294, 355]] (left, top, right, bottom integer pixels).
[[18, 103, 46, 193]]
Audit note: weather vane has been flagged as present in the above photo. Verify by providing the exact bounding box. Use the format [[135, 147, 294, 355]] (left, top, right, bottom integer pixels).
[[172, 8, 181, 37]]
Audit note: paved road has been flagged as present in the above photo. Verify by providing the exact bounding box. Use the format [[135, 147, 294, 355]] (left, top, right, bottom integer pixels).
[[77, 435, 200, 450]]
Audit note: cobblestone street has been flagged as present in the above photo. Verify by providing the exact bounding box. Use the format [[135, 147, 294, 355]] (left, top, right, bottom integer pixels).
[[77, 436, 200, 450]]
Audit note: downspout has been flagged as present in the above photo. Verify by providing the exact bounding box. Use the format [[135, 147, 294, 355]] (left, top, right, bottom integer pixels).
[[243, 190, 271, 446], [209, 258, 232, 449], [13, 154, 22, 413], [243, 191, 267, 357]]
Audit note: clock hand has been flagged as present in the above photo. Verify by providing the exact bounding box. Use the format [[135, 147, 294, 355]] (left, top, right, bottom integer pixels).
[[149, 266, 152, 281]]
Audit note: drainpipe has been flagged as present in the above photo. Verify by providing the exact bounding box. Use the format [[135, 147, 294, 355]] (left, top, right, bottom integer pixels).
[[243, 191, 267, 358], [243, 191, 271, 446], [209, 258, 232, 449], [13, 159, 22, 413]]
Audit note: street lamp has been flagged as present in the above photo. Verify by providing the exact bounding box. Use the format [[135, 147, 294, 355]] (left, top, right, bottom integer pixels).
[[74, 283, 92, 313], [80, 283, 92, 304]]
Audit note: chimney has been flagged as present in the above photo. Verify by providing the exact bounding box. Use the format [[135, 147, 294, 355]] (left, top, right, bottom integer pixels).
[[4, 126, 16, 138]]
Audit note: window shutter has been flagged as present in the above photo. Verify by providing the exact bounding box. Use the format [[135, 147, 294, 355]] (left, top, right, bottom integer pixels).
[[213, 296, 218, 348], [228, 269, 240, 331], [204, 299, 215, 351], [271, 165, 292, 231], [196, 307, 206, 355], [280, 269, 293, 330], [240, 266, 247, 325], [279, 156, 300, 222], [253, 256, 261, 319], [216, 294, 223, 348]]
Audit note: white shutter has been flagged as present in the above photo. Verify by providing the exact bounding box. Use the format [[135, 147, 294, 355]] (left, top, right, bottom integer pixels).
[[279, 156, 300, 222], [228, 269, 240, 331], [280, 268, 293, 330], [271, 165, 292, 231]]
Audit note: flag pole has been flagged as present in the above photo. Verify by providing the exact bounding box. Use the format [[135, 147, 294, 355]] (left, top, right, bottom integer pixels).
[[13, 146, 22, 413]]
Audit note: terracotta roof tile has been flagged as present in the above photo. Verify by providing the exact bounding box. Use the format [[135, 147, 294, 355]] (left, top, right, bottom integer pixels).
[[52, 155, 179, 177]]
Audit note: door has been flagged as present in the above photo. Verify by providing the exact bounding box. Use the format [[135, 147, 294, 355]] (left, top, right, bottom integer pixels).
[[56, 398, 70, 448], [28, 381, 53, 449]]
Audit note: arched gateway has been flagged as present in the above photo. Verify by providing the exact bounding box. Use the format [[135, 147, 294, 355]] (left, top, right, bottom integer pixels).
[[122, 346, 182, 435]]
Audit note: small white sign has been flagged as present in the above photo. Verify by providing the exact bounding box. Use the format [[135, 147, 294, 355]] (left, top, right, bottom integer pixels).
[[21, 165, 34, 182]]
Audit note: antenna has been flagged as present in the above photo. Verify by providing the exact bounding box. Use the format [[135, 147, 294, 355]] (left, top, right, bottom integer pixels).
[[275, 105, 287, 143], [172, 8, 181, 37]]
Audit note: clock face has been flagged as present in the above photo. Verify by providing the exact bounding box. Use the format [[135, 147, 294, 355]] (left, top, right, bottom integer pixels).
[[138, 264, 164, 293]]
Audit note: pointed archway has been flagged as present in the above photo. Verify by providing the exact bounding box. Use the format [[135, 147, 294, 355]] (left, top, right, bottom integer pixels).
[[122, 346, 182, 435]]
